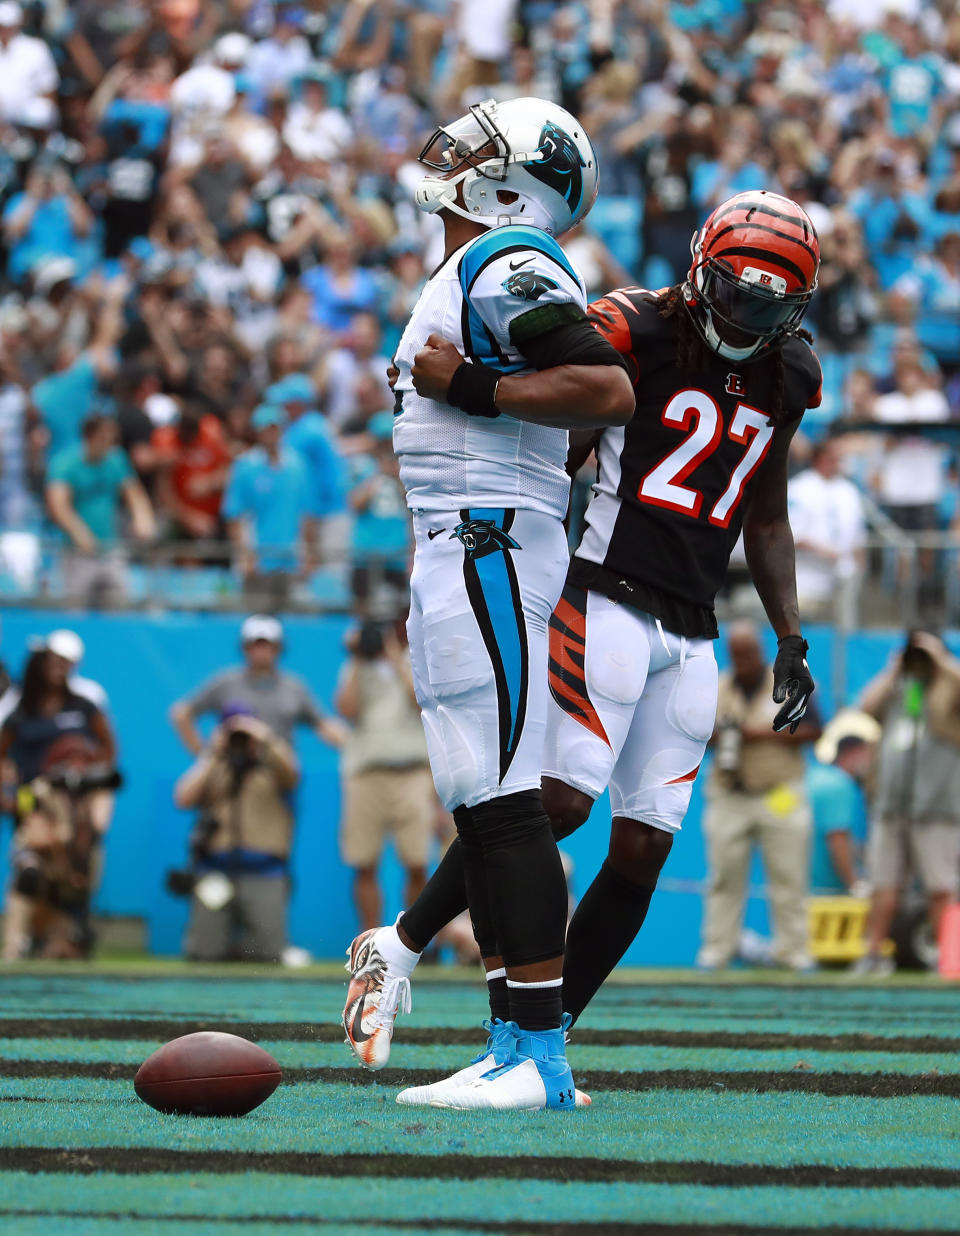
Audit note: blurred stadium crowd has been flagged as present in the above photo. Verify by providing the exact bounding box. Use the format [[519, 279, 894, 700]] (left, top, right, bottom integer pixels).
[[0, 0, 957, 618]]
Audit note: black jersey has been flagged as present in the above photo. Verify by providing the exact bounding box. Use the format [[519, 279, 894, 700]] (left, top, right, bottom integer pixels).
[[571, 288, 822, 639]]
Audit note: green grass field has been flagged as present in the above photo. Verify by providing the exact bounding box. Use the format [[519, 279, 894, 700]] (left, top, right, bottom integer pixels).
[[1, 962, 959, 1235]]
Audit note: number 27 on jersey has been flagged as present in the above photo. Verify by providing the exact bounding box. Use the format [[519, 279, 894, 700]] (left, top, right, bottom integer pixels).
[[637, 390, 774, 528]]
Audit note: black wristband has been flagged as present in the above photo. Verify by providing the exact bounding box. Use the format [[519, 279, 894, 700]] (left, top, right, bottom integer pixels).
[[447, 361, 501, 418], [778, 635, 808, 654]]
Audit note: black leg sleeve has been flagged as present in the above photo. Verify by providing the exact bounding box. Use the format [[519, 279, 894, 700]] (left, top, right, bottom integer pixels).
[[470, 789, 568, 968], [398, 838, 470, 953], [454, 805, 500, 959], [563, 860, 657, 1026]]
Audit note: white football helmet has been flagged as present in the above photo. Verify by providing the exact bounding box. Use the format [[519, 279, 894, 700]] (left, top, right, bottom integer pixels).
[[415, 97, 599, 237]]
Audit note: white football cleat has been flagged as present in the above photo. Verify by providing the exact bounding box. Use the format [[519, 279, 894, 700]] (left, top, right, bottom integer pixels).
[[429, 1056, 550, 1110], [398, 1017, 590, 1111], [342, 928, 411, 1070], [397, 1019, 514, 1106]]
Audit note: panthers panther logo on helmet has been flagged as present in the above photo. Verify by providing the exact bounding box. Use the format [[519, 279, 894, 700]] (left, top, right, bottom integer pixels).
[[526, 123, 587, 216], [502, 270, 559, 300], [415, 98, 599, 236]]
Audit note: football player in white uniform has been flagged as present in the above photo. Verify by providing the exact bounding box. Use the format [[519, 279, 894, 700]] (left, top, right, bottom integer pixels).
[[341, 96, 634, 1111], [344, 190, 823, 1108]]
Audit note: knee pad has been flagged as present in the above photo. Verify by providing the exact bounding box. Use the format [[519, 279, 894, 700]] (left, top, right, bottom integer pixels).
[[469, 789, 552, 851], [452, 804, 473, 836], [469, 790, 568, 967]]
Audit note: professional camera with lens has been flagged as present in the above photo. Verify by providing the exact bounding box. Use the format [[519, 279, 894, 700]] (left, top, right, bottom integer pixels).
[[354, 621, 385, 660], [165, 812, 220, 898], [902, 631, 935, 681], [46, 765, 124, 796], [226, 727, 261, 775]]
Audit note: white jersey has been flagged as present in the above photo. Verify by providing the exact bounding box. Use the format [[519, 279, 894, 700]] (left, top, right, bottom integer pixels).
[[393, 224, 587, 518]]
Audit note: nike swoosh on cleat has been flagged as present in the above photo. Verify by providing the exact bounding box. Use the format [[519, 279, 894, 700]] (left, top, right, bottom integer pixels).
[[349, 998, 372, 1044], [427, 528, 446, 540], [508, 258, 530, 270]]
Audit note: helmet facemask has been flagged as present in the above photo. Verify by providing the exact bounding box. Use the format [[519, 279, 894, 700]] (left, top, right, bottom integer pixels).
[[688, 256, 814, 361], [414, 98, 597, 234], [684, 198, 819, 362], [416, 103, 523, 226], [418, 104, 512, 180]]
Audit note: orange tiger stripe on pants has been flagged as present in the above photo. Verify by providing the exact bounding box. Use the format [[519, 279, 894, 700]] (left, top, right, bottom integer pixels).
[[547, 584, 611, 747]]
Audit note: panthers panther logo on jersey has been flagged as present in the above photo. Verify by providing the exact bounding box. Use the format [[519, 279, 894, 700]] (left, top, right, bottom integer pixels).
[[502, 269, 559, 301], [452, 519, 521, 560], [526, 122, 587, 214], [392, 223, 586, 519]]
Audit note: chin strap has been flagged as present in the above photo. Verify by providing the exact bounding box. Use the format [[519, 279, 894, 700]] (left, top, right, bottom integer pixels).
[[414, 174, 462, 216], [703, 310, 764, 362], [683, 280, 765, 363], [415, 173, 525, 228]]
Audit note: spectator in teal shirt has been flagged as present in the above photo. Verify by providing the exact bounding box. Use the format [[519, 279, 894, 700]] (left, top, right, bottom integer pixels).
[[266, 373, 346, 518], [31, 276, 123, 456], [891, 232, 960, 376], [807, 730, 874, 895], [348, 411, 410, 610], [223, 404, 317, 591], [46, 414, 154, 547], [2, 163, 96, 285], [45, 413, 156, 606], [883, 26, 943, 142], [33, 351, 100, 457]]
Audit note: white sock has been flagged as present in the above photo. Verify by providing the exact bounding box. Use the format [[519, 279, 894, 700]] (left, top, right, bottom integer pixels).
[[374, 919, 421, 978]]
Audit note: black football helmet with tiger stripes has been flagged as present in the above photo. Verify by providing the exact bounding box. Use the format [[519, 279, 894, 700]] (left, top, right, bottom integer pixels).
[[684, 190, 820, 363]]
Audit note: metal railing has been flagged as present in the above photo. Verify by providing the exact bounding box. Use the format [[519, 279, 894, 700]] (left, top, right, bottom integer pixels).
[[2, 523, 960, 626], [0, 536, 404, 614]]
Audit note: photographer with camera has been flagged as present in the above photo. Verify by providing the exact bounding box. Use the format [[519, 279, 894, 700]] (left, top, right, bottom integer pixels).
[[172, 701, 300, 962], [854, 630, 960, 974], [1, 646, 118, 958], [698, 621, 822, 972], [336, 619, 434, 934]]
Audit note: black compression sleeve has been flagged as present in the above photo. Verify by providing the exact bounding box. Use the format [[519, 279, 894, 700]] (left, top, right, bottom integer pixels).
[[513, 315, 630, 373]]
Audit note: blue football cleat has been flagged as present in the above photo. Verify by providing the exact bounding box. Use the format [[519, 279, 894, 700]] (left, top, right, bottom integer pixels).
[[403, 1015, 588, 1111]]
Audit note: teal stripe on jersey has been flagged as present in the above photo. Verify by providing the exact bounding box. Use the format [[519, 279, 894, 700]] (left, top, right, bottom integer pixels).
[[457, 226, 581, 370], [458, 224, 580, 293], [461, 296, 523, 371], [461, 507, 528, 781]]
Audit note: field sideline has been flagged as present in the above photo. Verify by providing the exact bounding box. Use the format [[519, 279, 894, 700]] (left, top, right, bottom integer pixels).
[[1, 962, 958, 1235]]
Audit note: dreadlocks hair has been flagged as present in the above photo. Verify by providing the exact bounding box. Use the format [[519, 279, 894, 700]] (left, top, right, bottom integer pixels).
[[654, 284, 814, 424], [655, 284, 711, 373]]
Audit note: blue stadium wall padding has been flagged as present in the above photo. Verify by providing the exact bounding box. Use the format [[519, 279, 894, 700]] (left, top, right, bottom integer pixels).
[[0, 612, 937, 964]]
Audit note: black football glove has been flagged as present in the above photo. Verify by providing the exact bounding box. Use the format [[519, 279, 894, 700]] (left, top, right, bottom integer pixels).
[[772, 635, 815, 734]]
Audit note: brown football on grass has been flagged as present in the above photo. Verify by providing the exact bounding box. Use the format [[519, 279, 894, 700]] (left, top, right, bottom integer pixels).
[[134, 1031, 281, 1116]]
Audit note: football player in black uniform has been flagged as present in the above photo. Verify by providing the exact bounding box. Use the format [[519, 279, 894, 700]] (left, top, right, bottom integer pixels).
[[351, 190, 822, 1106]]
